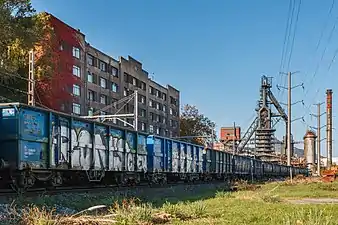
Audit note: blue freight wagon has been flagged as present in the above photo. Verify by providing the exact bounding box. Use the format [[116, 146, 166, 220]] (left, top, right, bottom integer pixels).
[[0, 102, 309, 192], [0, 103, 151, 189], [146, 135, 203, 182]]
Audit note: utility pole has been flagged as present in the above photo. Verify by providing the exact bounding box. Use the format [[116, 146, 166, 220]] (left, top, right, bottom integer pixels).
[[233, 122, 236, 155], [310, 102, 325, 176], [287, 71, 292, 166], [134, 90, 138, 132], [277, 71, 304, 165], [28, 50, 35, 106], [277, 71, 304, 181]]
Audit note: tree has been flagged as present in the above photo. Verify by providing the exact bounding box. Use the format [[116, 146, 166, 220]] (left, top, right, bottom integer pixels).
[[0, 0, 42, 102], [0, 1, 81, 110], [179, 104, 216, 146], [0, 0, 40, 71]]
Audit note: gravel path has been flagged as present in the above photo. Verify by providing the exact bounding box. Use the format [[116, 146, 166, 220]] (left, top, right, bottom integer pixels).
[[287, 198, 338, 204]]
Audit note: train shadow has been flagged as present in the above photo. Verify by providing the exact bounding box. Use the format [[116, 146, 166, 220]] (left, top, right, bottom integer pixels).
[[121, 179, 274, 207], [135, 182, 231, 207], [6, 179, 277, 213]]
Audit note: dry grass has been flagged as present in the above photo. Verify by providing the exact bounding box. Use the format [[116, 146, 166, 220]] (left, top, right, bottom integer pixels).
[[12, 198, 207, 225], [8, 179, 338, 225]]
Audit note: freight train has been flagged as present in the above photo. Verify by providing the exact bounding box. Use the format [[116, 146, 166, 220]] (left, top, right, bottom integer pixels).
[[0, 103, 308, 191]]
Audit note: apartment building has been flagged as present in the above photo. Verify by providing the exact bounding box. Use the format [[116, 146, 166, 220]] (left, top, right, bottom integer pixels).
[[49, 14, 180, 137]]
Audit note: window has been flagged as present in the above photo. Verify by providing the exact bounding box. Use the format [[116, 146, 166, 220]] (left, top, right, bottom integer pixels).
[[156, 90, 160, 97], [156, 115, 160, 122], [156, 103, 160, 110], [73, 65, 80, 77], [149, 100, 153, 107], [100, 95, 107, 105], [163, 117, 166, 124], [87, 72, 93, 83], [169, 108, 173, 115], [163, 105, 166, 112], [149, 125, 154, 133], [72, 103, 81, 114], [139, 95, 145, 104], [170, 96, 177, 106], [73, 84, 80, 96], [132, 78, 136, 86], [88, 90, 94, 101], [88, 108, 94, 116], [99, 61, 106, 71], [87, 54, 94, 65], [124, 88, 128, 96], [141, 122, 145, 131], [111, 83, 118, 92], [141, 82, 146, 90], [72, 47, 80, 59], [162, 93, 166, 101], [156, 127, 160, 135], [100, 77, 107, 88], [169, 119, 173, 126], [140, 109, 146, 117], [149, 86, 153, 94], [112, 67, 118, 77]]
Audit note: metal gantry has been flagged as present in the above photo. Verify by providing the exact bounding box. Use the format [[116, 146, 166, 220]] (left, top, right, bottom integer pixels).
[[82, 90, 139, 131]]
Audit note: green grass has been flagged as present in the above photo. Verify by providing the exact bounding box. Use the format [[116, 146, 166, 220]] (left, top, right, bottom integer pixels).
[[9, 179, 338, 224], [258, 179, 338, 198]]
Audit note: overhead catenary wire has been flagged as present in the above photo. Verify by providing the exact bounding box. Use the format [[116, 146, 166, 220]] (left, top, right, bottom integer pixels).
[[280, 0, 302, 102], [0, 69, 53, 110], [300, 1, 337, 123], [277, 0, 296, 99], [286, 0, 302, 72], [277, 0, 294, 97]]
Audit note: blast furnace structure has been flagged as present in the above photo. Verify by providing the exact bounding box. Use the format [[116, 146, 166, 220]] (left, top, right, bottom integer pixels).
[[236, 76, 289, 162]]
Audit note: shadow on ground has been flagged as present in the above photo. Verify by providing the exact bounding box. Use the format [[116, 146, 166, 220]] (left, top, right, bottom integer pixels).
[[4, 182, 234, 211]]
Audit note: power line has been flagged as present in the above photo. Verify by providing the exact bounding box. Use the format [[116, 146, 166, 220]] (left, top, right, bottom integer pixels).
[[304, 16, 338, 98], [0, 69, 33, 83], [302, 2, 337, 119], [279, 0, 302, 105], [277, 0, 294, 93], [286, 0, 302, 72], [277, 0, 296, 99]]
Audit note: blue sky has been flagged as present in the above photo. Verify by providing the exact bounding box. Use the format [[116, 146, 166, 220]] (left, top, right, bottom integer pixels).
[[31, 0, 338, 156]]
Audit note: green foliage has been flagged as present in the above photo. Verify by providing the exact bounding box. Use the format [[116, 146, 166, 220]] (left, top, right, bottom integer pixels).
[[0, 0, 40, 71], [179, 104, 216, 145], [0, 0, 43, 103]]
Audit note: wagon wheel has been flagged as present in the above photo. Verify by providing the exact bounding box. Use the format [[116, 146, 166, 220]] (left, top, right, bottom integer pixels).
[[10, 173, 34, 195]]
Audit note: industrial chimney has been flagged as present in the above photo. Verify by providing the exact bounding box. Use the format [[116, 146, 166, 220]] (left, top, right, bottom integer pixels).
[[303, 130, 317, 174], [326, 89, 333, 169]]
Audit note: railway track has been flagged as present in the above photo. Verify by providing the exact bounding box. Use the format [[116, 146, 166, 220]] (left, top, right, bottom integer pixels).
[[0, 180, 231, 199]]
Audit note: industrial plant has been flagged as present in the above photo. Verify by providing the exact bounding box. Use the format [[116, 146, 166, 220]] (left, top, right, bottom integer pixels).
[[214, 75, 333, 176]]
